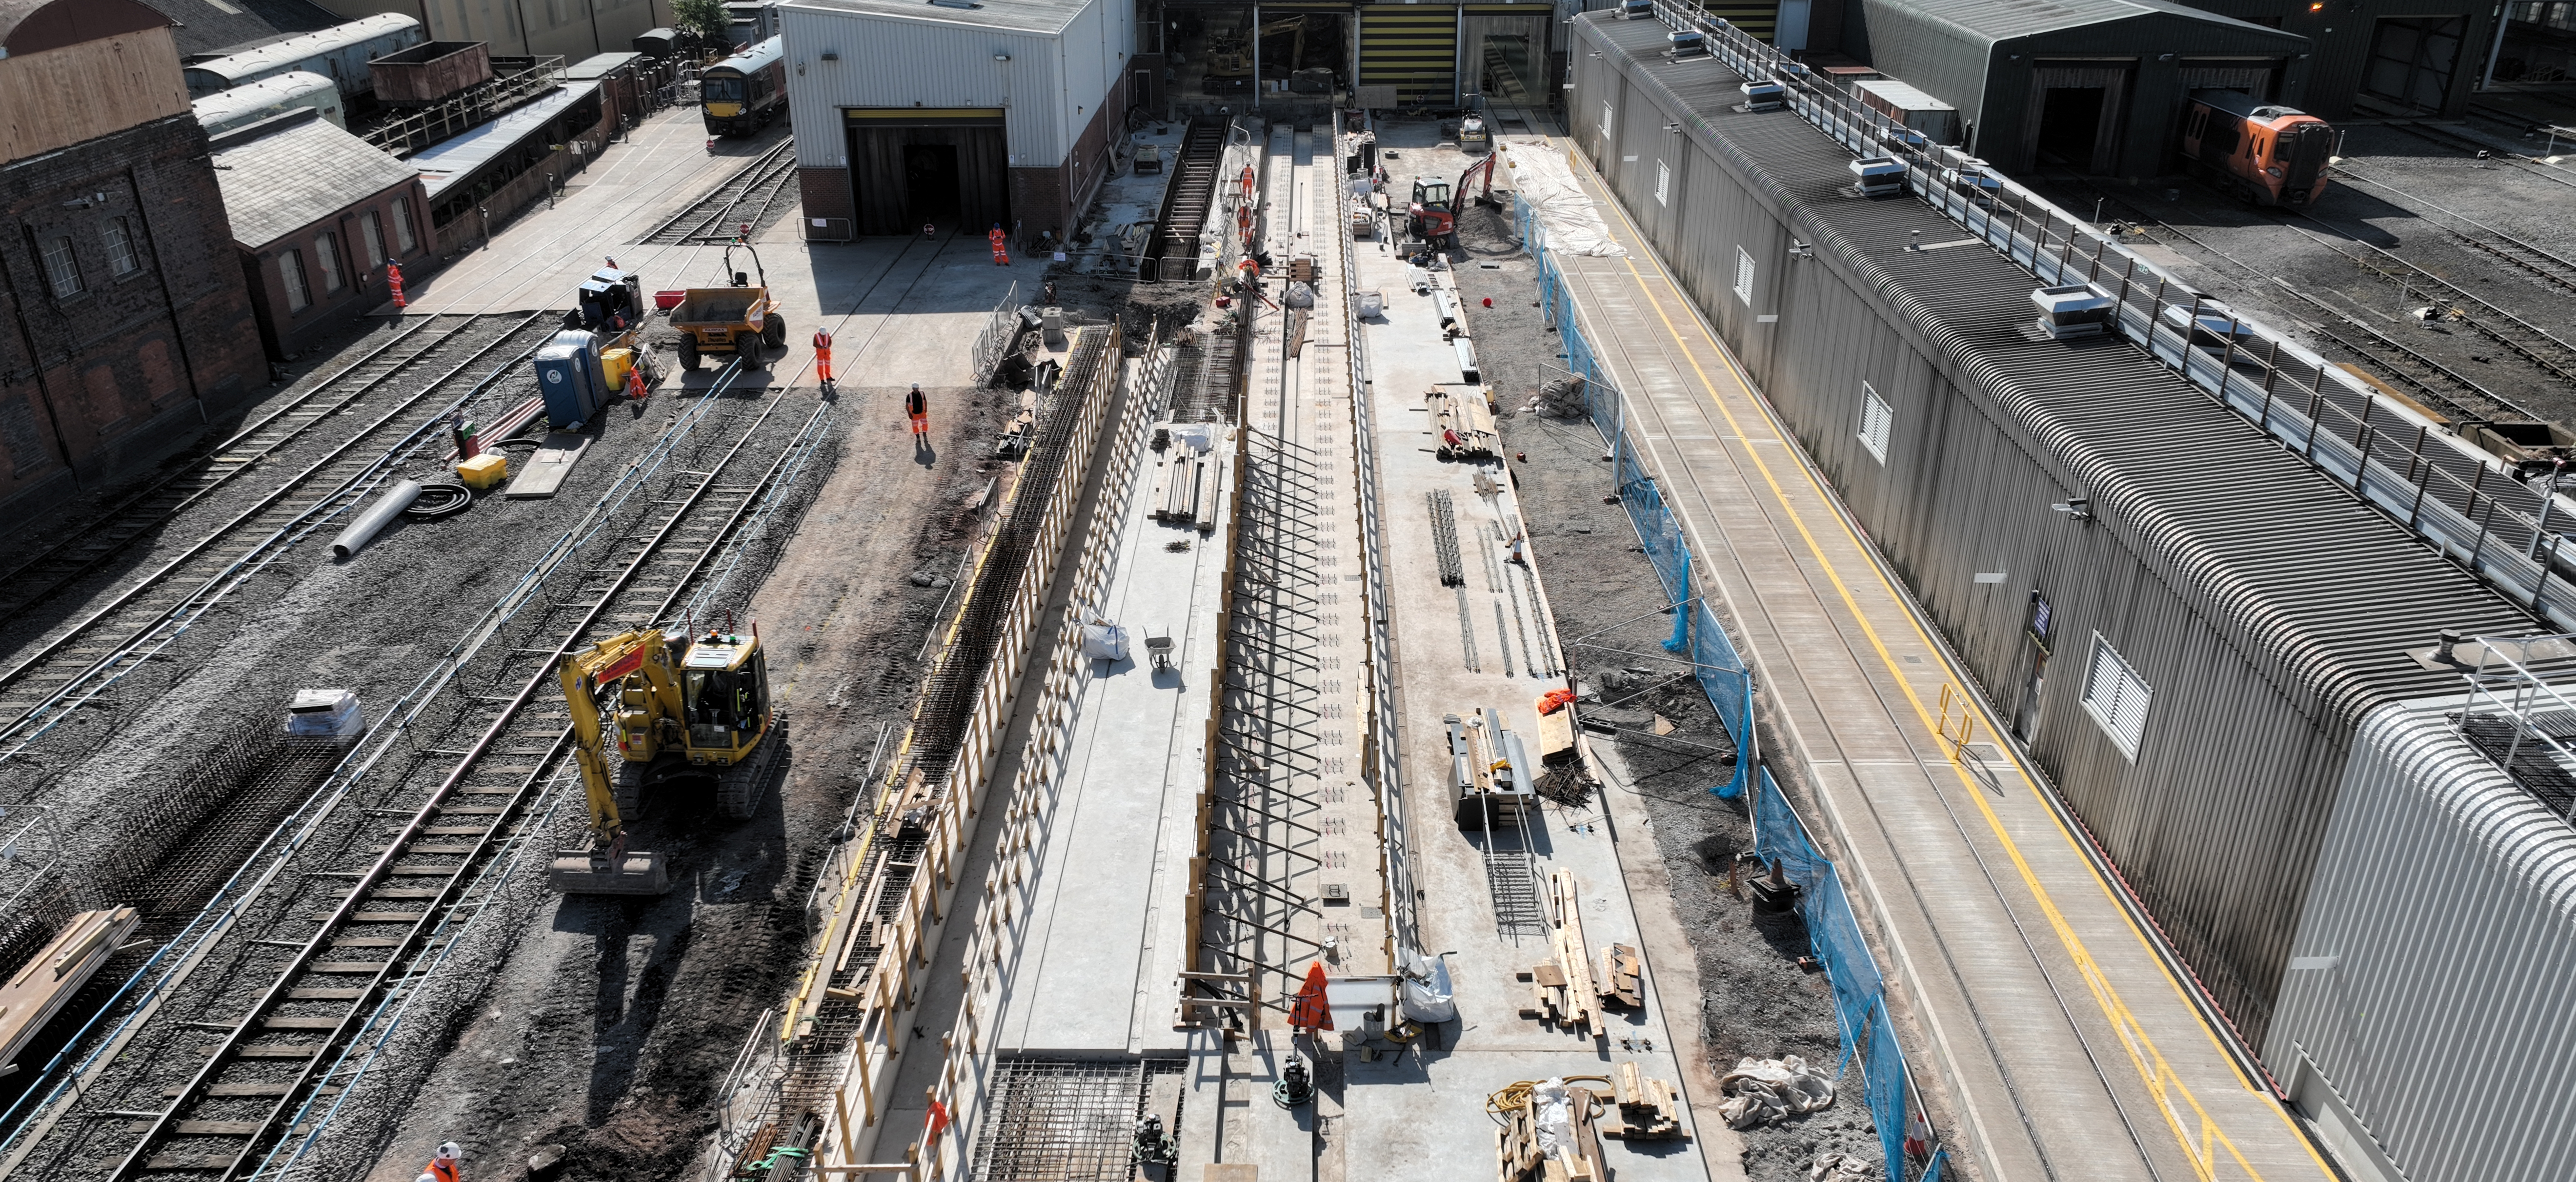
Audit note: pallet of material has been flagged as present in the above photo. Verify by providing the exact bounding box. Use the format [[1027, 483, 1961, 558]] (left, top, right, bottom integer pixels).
[[1428, 387, 1499, 461], [1149, 448, 1223, 529], [1600, 1061, 1689, 1141], [0, 907, 141, 1074], [1495, 1085, 1610, 1182]]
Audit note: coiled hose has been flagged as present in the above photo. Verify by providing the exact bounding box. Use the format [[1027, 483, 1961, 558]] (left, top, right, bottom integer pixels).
[[402, 479, 475, 519]]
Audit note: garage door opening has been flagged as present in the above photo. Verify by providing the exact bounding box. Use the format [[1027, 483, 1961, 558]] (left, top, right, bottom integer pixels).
[[905, 143, 962, 221], [2035, 87, 2106, 166], [845, 109, 1007, 236], [2362, 16, 2465, 113]]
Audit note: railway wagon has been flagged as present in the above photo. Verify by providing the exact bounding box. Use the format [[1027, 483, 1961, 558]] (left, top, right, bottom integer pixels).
[[181, 14, 423, 99], [2179, 89, 2334, 207], [701, 36, 786, 137]]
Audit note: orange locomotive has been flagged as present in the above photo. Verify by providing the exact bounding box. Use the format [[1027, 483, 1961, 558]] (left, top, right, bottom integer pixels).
[[2179, 89, 2336, 207]]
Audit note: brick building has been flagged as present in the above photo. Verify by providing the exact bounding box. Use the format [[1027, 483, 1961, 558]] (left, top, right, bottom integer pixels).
[[0, 0, 268, 512], [208, 109, 435, 359]]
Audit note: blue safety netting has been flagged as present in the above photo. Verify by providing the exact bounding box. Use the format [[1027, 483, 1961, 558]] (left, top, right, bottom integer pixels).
[[1521, 190, 1946, 1182]]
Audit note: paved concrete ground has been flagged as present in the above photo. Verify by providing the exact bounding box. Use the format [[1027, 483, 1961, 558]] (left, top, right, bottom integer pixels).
[[391, 105, 1040, 391], [1509, 128, 2343, 1182]]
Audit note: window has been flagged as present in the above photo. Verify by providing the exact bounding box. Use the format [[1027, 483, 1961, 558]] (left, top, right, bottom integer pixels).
[[1733, 246, 1755, 306], [1601, 102, 1614, 137], [281, 250, 311, 312], [1858, 382, 1892, 463], [316, 232, 345, 293], [1656, 161, 1671, 206], [360, 211, 386, 269], [101, 218, 141, 277], [393, 198, 420, 253], [2082, 633, 2151, 758], [40, 236, 81, 298]]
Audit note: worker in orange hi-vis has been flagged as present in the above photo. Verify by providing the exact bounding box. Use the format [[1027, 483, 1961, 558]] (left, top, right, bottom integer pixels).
[[906, 384, 929, 447], [427, 1141, 462, 1182], [811, 328, 833, 386], [987, 224, 1010, 266]]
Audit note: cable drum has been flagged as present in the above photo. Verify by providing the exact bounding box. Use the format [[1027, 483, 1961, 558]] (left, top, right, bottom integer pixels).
[[402, 479, 476, 519]]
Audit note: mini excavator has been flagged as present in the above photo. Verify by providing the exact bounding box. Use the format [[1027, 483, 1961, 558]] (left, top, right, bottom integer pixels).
[[548, 625, 785, 895]]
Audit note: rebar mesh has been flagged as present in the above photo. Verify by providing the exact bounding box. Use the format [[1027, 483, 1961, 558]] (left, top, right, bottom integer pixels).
[[967, 1059, 1181, 1181]]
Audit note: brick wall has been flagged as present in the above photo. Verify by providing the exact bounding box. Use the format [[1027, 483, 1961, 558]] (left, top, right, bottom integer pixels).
[[241, 177, 439, 360], [800, 166, 855, 240], [1005, 69, 1133, 245], [0, 113, 265, 511]]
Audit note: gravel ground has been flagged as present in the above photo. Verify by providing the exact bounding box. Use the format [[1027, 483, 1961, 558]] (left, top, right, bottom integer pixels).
[[1443, 201, 1883, 1182], [345, 375, 1020, 1182]]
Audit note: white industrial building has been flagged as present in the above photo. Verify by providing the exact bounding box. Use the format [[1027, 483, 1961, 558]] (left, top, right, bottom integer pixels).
[[782, 0, 1140, 240]]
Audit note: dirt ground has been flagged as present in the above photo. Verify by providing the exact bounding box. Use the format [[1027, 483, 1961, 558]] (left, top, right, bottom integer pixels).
[[345, 379, 1019, 1182], [1445, 201, 1884, 1181]]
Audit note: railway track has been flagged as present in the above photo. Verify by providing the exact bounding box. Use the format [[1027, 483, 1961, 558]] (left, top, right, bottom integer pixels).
[[0, 314, 500, 617], [639, 139, 798, 245], [2323, 161, 2576, 296], [2273, 214, 2576, 388], [0, 365, 833, 1182], [1141, 120, 1225, 282], [0, 313, 555, 745], [2369, 120, 2576, 191], [2073, 183, 2538, 425]]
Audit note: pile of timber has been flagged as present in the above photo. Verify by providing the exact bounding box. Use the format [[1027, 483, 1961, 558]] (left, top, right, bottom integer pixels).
[[0, 907, 140, 1074], [1600, 1061, 1688, 1141], [1516, 870, 1605, 1036], [1149, 432, 1222, 529], [1494, 1084, 1608, 1182]]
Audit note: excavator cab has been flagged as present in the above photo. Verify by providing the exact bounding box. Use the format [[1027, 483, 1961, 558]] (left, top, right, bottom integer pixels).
[[549, 627, 785, 895], [1408, 178, 1456, 246]]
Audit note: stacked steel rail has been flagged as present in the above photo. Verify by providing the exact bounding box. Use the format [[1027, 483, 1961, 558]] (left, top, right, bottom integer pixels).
[[640, 139, 799, 245], [1140, 120, 1224, 282]]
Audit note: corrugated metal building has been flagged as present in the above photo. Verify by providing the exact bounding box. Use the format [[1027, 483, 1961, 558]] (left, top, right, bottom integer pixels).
[[1830, 0, 2310, 174], [1572, 12, 2575, 1181], [782, 0, 1138, 239]]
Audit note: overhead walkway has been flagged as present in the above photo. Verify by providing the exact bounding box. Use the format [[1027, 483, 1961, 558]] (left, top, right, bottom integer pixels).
[[1522, 139, 2343, 1182]]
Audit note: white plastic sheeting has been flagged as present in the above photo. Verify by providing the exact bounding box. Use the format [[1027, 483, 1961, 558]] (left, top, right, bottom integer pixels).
[[1503, 145, 1628, 258], [1715, 1055, 1836, 1128], [1398, 947, 1456, 1022]]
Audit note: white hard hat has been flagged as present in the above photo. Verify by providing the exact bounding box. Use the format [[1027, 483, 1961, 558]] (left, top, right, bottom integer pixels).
[[437, 1142, 462, 1160]]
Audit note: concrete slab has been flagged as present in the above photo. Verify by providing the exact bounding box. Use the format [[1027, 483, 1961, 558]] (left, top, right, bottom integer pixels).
[[502, 430, 592, 498]]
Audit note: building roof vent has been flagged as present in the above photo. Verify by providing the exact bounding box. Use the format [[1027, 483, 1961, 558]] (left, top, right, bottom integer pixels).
[[2032, 285, 2115, 339], [1667, 29, 1706, 58], [1849, 156, 1906, 196], [1740, 80, 1784, 112]]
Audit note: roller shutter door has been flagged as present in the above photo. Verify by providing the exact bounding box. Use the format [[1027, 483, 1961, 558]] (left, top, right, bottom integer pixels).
[[1358, 8, 1456, 106]]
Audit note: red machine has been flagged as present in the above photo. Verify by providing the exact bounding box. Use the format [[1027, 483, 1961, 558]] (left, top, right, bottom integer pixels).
[[2179, 89, 2335, 207], [1404, 155, 1500, 247]]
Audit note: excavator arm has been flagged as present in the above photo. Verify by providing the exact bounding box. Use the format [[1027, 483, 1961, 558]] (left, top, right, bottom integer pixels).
[[558, 630, 682, 849]]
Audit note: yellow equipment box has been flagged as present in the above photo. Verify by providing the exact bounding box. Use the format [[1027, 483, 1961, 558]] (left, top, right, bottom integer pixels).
[[457, 453, 510, 490], [600, 346, 635, 392]]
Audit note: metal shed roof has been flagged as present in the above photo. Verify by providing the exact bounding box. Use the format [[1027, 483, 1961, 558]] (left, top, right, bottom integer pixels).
[[565, 51, 643, 79], [1590, 14, 2536, 714], [407, 82, 599, 196], [1862, 0, 2294, 46], [182, 12, 416, 77], [782, 0, 1091, 37], [208, 109, 419, 248]]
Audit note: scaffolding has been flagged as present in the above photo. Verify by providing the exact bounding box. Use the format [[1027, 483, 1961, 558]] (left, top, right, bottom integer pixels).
[[2451, 633, 2576, 818]]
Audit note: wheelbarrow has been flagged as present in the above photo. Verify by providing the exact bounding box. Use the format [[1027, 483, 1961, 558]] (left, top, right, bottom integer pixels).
[[1146, 634, 1175, 674]]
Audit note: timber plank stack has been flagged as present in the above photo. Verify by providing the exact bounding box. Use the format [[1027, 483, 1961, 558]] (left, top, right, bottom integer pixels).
[[1494, 1087, 1610, 1182], [0, 907, 139, 1074], [1600, 1061, 1689, 1141], [1514, 870, 1607, 1037], [1598, 942, 1643, 1009]]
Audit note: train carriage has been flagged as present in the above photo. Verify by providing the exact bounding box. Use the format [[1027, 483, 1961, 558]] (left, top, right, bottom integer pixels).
[[701, 36, 786, 137], [2180, 89, 2335, 208]]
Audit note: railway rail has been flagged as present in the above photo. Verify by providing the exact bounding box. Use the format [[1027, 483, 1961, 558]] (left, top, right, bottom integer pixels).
[[1141, 120, 1224, 282], [0, 362, 827, 1181], [2074, 182, 2552, 426], [0, 313, 555, 745], [2322, 161, 2576, 296], [2274, 214, 2576, 387], [2368, 120, 2576, 191], [0, 314, 493, 617], [639, 139, 798, 245]]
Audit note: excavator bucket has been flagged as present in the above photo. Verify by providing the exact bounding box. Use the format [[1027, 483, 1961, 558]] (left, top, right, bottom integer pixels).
[[546, 846, 672, 895]]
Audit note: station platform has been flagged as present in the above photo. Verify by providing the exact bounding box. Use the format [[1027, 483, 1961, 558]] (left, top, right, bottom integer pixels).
[[1508, 133, 2341, 1182]]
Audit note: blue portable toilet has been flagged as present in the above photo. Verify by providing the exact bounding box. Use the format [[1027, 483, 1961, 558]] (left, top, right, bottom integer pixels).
[[534, 330, 605, 428]]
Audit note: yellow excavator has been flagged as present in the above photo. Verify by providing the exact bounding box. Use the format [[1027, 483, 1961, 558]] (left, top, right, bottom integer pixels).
[[547, 626, 784, 895]]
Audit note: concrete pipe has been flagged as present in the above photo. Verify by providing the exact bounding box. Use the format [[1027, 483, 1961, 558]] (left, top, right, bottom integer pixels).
[[330, 479, 423, 559]]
